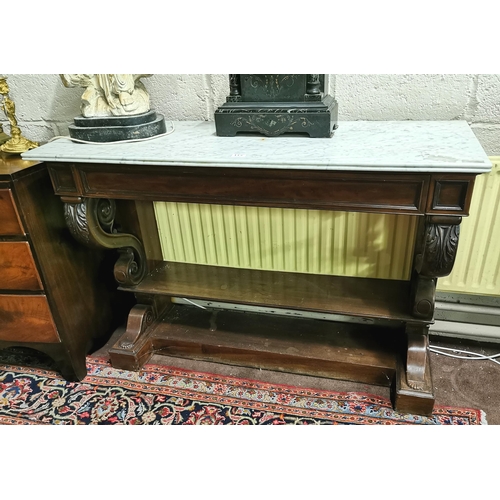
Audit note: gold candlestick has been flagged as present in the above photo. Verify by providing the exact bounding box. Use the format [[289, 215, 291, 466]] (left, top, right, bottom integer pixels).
[[0, 77, 39, 154]]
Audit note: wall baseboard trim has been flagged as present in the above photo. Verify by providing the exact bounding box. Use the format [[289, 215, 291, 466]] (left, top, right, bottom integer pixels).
[[432, 294, 500, 343], [430, 320, 500, 344]]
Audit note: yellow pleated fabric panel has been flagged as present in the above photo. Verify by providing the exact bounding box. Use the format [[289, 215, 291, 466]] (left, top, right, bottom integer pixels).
[[154, 202, 417, 280]]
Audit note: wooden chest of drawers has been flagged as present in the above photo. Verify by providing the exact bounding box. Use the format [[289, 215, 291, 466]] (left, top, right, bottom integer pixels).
[[0, 155, 118, 380]]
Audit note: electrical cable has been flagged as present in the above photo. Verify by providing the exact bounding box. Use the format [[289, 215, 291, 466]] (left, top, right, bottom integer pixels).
[[429, 344, 500, 366], [181, 298, 207, 310], [46, 120, 175, 145]]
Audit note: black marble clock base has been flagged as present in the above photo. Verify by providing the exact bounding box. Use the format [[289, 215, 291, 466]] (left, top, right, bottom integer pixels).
[[68, 110, 166, 143], [215, 95, 338, 138]]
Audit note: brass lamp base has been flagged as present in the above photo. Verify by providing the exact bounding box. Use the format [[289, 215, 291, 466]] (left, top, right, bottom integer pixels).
[[0, 132, 39, 154]]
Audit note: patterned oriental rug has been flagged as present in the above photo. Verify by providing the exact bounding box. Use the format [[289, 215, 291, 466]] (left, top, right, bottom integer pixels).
[[0, 350, 486, 425]]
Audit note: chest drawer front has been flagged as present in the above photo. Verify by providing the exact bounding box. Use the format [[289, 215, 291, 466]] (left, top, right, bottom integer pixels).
[[0, 189, 25, 235], [0, 294, 60, 343], [0, 242, 43, 290]]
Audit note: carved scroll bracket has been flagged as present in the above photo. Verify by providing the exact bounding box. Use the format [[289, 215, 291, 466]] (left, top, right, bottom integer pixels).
[[406, 324, 429, 391], [414, 216, 461, 278], [64, 198, 147, 287], [119, 304, 155, 349], [412, 216, 461, 320]]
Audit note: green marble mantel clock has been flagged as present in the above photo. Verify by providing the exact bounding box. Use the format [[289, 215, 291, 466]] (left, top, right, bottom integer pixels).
[[214, 74, 338, 138]]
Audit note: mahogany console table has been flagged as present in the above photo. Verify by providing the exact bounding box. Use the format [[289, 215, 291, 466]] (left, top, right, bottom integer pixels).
[[24, 120, 492, 415]]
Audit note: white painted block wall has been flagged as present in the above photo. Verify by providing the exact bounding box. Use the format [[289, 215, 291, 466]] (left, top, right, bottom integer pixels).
[[1, 74, 499, 155]]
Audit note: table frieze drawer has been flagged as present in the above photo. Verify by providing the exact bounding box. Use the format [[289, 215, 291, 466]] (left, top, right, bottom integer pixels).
[[0, 242, 43, 290], [0, 189, 24, 235], [0, 294, 60, 343], [75, 165, 430, 214]]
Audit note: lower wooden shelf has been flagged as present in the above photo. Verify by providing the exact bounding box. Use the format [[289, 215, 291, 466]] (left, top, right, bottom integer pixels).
[[122, 261, 424, 324], [110, 304, 405, 388]]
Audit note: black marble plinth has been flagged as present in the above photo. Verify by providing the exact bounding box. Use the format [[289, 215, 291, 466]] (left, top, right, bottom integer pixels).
[[215, 97, 338, 138], [68, 110, 166, 143], [214, 75, 338, 138]]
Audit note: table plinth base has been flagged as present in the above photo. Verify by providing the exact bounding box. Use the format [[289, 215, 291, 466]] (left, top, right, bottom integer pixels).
[[393, 358, 435, 416], [109, 303, 435, 415]]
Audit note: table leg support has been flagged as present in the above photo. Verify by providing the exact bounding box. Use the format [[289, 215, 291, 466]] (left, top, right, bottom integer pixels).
[[108, 294, 172, 371], [393, 323, 435, 416], [108, 303, 156, 371], [412, 215, 461, 320], [406, 324, 428, 391], [394, 215, 462, 415]]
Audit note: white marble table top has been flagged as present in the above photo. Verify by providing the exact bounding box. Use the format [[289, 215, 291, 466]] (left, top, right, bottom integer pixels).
[[23, 120, 492, 173]]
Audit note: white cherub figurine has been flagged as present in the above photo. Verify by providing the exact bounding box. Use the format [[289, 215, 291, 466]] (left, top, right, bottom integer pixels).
[[61, 74, 152, 118]]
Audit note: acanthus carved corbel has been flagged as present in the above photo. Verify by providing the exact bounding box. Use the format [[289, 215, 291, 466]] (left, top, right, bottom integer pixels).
[[64, 198, 146, 287], [412, 216, 461, 320], [421, 221, 460, 278]]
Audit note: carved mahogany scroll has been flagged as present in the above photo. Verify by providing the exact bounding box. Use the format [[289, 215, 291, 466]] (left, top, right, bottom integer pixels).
[[412, 215, 461, 320], [118, 304, 156, 349], [405, 323, 429, 391], [419, 216, 461, 278], [64, 197, 146, 287]]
